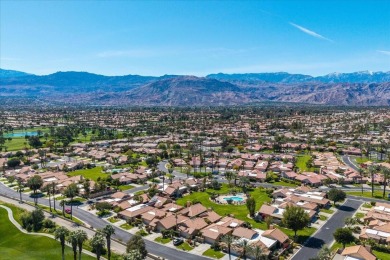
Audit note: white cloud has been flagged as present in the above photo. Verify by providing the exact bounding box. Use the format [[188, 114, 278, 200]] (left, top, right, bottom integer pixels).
[[289, 22, 333, 42], [377, 50, 390, 56]]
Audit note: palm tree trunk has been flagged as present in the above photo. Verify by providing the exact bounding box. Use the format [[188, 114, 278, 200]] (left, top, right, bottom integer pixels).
[[61, 244, 65, 260], [48, 192, 52, 212], [96, 249, 100, 260], [78, 246, 82, 260], [107, 239, 111, 260], [73, 249, 77, 260]]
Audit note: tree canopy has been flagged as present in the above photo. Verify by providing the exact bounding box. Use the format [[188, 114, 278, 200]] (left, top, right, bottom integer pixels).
[[282, 205, 310, 240]]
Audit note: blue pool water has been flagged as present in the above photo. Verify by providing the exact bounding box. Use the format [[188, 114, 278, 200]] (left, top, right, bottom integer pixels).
[[223, 196, 244, 202], [3, 131, 38, 138]]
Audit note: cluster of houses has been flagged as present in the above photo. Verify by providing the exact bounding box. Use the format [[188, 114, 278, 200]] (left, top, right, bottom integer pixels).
[[258, 186, 330, 223], [100, 189, 291, 258], [360, 202, 390, 245]]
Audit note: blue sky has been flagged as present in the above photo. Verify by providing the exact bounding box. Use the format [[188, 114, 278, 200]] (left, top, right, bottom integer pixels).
[[1, 0, 389, 76]]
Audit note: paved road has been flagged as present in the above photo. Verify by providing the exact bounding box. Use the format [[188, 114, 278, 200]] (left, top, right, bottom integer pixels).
[[0, 182, 209, 260], [123, 185, 149, 194], [341, 156, 360, 171], [292, 199, 363, 260]]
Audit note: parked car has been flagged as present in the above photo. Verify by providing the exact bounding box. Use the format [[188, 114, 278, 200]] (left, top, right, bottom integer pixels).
[[173, 238, 183, 246], [65, 208, 71, 214]]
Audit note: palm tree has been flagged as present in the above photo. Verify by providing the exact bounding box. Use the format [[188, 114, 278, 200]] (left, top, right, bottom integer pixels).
[[101, 225, 115, 260], [54, 226, 69, 260], [358, 168, 365, 194], [368, 166, 376, 197], [45, 185, 52, 212], [381, 166, 390, 198], [63, 183, 79, 219], [240, 176, 250, 193], [166, 173, 174, 184], [75, 230, 88, 260], [225, 171, 233, 186], [221, 234, 234, 260], [68, 231, 79, 260], [59, 199, 66, 216], [239, 239, 252, 260], [52, 182, 57, 212], [17, 180, 24, 203], [249, 244, 266, 260], [90, 233, 106, 260]]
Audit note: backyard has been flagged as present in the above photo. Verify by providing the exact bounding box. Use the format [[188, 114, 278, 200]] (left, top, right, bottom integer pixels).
[[176, 185, 316, 242]]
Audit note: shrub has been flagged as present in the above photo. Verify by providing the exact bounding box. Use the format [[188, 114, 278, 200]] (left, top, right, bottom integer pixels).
[[136, 228, 148, 237], [43, 218, 56, 228], [21, 208, 45, 232]]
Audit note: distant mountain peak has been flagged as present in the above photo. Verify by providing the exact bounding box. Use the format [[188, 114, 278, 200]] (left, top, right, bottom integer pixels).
[[0, 68, 33, 78]]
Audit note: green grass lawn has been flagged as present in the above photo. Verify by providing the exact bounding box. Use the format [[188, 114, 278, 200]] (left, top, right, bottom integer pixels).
[[154, 236, 172, 244], [206, 184, 237, 194], [373, 250, 390, 260], [347, 191, 389, 200], [355, 157, 370, 164], [278, 226, 316, 244], [176, 187, 271, 230], [362, 203, 373, 208], [320, 208, 334, 214], [118, 184, 135, 191], [175, 242, 193, 251], [119, 223, 134, 230], [4, 137, 29, 151], [67, 167, 109, 181], [355, 212, 364, 219], [319, 215, 328, 221], [331, 241, 356, 251], [108, 216, 120, 223], [295, 154, 315, 172], [270, 181, 298, 187], [0, 207, 95, 260], [202, 248, 225, 259], [0, 201, 27, 226]]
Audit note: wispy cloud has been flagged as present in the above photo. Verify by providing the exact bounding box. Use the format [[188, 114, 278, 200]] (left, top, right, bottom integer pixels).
[[289, 22, 333, 42], [377, 50, 390, 56]]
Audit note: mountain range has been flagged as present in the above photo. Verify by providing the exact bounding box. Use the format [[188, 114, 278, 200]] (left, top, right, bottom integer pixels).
[[1, 69, 389, 106]]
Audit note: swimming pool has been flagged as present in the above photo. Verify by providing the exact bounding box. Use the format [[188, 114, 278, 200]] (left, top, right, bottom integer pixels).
[[223, 196, 244, 202]]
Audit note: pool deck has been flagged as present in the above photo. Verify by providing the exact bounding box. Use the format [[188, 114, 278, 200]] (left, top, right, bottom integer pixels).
[[215, 194, 247, 205]]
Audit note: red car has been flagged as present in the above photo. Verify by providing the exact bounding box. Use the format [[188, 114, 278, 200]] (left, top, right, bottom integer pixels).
[[65, 208, 71, 214]]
